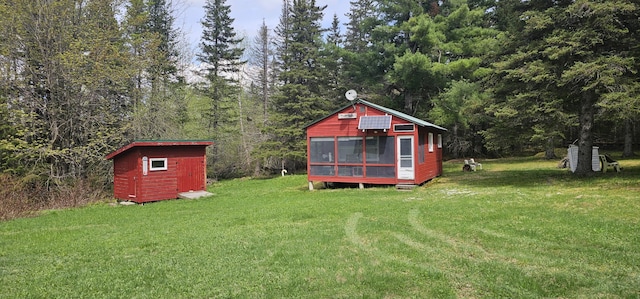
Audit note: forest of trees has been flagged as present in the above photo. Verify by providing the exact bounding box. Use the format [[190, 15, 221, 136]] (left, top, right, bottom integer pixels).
[[1, 0, 639, 207]]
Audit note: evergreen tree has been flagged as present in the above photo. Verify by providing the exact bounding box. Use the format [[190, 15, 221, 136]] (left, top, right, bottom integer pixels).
[[429, 80, 490, 158], [197, 0, 244, 133], [321, 14, 347, 108], [342, 0, 386, 101], [0, 0, 134, 179], [147, 0, 181, 87], [326, 14, 343, 46], [344, 0, 379, 52], [261, 0, 328, 170], [198, 0, 245, 176], [273, 0, 293, 84], [387, 1, 498, 116], [492, 0, 638, 173], [122, 0, 186, 141]]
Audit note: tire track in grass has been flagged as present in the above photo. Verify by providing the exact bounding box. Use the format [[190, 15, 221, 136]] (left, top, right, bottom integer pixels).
[[346, 210, 541, 298], [405, 208, 556, 271], [345, 212, 443, 273], [406, 208, 497, 261], [404, 209, 589, 297], [346, 212, 463, 296]]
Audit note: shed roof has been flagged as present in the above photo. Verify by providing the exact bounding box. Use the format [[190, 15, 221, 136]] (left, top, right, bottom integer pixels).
[[305, 99, 448, 131], [105, 140, 213, 160]]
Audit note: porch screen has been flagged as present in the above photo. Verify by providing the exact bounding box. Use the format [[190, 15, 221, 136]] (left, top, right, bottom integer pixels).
[[365, 136, 394, 164], [338, 137, 363, 163], [337, 137, 363, 177], [309, 137, 335, 163], [365, 136, 395, 178], [309, 137, 335, 176]]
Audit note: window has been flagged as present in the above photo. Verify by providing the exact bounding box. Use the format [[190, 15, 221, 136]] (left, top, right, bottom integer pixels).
[[338, 137, 363, 163], [365, 136, 394, 164], [310, 137, 335, 163], [438, 134, 442, 148], [428, 133, 434, 152], [394, 124, 414, 132], [418, 134, 425, 163], [149, 158, 168, 171]]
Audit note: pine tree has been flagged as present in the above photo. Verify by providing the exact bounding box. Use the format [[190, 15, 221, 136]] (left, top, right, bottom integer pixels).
[[197, 0, 245, 133], [342, 0, 385, 101], [326, 14, 343, 46], [273, 0, 293, 83], [197, 0, 245, 177], [260, 0, 328, 170], [321, 14, 347, 108], [147, 0, 181, 87], [492, 0, 639, 173], [3, 0, 133, 179], [344, 0, 379, 52]]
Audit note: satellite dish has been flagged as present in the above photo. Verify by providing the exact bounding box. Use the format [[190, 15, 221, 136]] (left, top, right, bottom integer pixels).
[[345, 89, 357, 101]]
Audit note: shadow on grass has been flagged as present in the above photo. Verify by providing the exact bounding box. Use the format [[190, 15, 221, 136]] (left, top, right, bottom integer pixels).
[[442, 162, 640, 189]]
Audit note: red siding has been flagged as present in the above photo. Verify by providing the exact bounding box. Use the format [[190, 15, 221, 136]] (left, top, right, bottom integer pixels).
[[107, 141, 211, 203], [112, 149, 139, 200], [414, 128, 443, 184], [306, 102, 444, 186]]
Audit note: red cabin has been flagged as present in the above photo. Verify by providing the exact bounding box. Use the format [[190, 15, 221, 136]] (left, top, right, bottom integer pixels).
[[305, 99, 447, 189], [105, 140, 213, 203]]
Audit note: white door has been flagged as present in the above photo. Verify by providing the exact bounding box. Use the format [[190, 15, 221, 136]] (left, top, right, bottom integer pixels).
[[397, 136, 414, 180]]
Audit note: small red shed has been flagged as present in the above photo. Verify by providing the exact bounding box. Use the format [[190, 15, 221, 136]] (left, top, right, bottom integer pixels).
[[305, 99, 447, 189], [105, 140, 213, 203]]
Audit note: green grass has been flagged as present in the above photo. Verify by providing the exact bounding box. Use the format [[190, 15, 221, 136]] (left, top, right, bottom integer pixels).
[[1, 156, 640, 298]]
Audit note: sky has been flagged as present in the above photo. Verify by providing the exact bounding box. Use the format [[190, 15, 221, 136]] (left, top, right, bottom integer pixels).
[[178, 0, 351, 54]]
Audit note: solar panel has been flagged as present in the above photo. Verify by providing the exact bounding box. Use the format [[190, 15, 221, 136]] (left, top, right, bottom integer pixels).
[[358, 115, 392, 130]]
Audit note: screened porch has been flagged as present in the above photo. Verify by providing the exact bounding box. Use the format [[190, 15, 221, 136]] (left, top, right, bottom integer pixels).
[[308, 136, 395, 178]]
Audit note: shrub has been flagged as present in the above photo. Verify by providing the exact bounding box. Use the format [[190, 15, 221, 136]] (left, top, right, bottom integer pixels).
[[0, 174, 109, 221]]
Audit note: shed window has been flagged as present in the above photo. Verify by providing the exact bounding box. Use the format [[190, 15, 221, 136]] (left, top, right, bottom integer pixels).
[[438, 134, 442, 148], [149, 158, 168, 171]]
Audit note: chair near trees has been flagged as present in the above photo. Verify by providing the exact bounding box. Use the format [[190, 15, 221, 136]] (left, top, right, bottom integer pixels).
[[599, 154, 621, 173], [463, 159, 482, 172]]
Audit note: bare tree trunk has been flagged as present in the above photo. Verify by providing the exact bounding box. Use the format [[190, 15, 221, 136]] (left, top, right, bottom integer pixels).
[[404, 92, 413, 115], [237, 91, 252, 172], [622, 118, 635, 157], [544, 136, 557, 159], [575, 92, 596, 175]]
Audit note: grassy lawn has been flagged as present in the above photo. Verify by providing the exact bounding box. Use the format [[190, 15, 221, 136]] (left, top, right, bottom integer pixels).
[[1, 156, 639, 298]]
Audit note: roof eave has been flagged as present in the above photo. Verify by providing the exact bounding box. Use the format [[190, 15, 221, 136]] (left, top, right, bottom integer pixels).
[[304, 99, 448, 132], [105, 140, 214, 160]]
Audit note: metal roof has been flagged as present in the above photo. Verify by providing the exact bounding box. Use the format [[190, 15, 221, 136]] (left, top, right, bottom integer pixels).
[[304, 99, 448, 131]]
